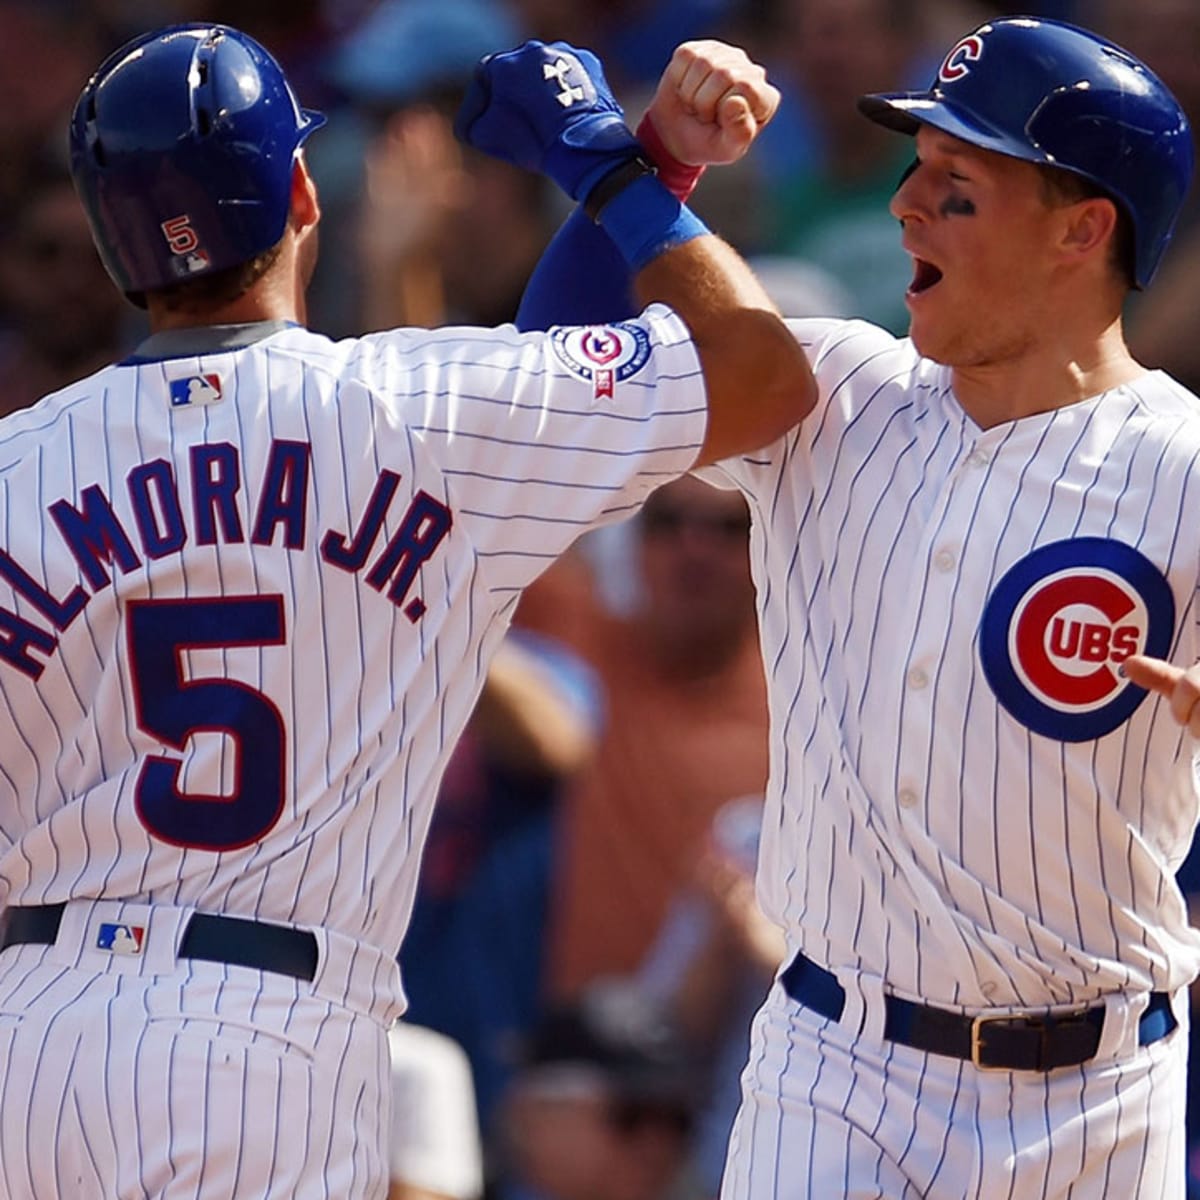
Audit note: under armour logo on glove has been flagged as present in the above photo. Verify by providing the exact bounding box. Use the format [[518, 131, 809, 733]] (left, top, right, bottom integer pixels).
[[544, 57, 585, 106], [454, 40, 640, 203]]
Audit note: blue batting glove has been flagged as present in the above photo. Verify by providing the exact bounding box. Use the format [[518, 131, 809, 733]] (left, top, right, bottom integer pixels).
[[454, 40, 641, 204]]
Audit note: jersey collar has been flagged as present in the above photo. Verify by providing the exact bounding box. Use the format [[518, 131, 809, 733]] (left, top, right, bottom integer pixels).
[[121, 320, 301, 364]]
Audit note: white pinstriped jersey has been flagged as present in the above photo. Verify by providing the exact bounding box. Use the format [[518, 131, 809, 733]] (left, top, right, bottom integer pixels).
[[712, 317, 1200, 1011], [0, 311, 704, 974]]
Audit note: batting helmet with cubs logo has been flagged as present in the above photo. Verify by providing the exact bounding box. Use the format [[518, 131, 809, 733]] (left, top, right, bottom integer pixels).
[[857, 16, 1193, 288], [69, 25, 325, 303]]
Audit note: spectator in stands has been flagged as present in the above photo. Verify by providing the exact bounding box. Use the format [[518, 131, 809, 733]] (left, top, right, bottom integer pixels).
[[542, 476, 770, 1002], [491, 982, 702, 1200], [0, 170, 137, 415]]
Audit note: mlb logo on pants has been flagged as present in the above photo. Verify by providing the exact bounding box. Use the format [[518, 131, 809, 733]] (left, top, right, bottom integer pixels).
[[96, 923, 145, 956]]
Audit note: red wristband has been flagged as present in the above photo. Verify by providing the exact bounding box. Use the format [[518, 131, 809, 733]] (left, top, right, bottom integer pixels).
[[635, 113, 705, 203]]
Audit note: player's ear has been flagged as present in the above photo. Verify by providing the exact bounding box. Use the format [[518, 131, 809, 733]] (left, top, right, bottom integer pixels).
[[289, 154, 321, 231], [1056, 195, 1118, 273]]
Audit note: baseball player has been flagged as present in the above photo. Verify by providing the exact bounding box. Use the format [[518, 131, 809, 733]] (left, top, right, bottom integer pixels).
[[511, 19, 1200, 1199], [0, 24, 813, 1200]]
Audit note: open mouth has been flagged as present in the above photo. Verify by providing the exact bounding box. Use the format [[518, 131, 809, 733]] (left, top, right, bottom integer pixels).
[[910, 258, 943, 294], [907, 256, 945, 294]]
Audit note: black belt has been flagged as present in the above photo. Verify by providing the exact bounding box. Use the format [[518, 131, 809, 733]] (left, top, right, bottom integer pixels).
[[781, 951, 1176, 1072], [0, 903, 318, 982]]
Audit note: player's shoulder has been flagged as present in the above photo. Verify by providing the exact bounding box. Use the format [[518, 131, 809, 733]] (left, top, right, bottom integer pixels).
[[1125, 369, 1200, 420], [1117, 369, 1200, 456], [786, 316, 927, 391], [0, 361, 118, 460]]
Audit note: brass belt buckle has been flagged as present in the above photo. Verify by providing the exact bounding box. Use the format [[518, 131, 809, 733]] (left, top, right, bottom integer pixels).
[[970, 1012, 1018, 1070]]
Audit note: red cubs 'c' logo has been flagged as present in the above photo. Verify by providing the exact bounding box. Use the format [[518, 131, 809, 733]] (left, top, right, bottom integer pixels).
[[581, 328, 622, 365], [939, 35, 984, 83], [1010, 571, 1147, 710]]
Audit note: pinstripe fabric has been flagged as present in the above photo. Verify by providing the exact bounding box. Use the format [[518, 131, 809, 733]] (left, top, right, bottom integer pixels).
[[722, 983, 1187, 1199], [0, 310, 705, 1198], [707, 317, 1200, 1199]]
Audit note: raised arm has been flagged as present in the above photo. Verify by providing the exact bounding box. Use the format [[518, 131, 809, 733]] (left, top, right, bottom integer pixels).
[[515, 40, 775, 332], [456, 40, 814, 467]]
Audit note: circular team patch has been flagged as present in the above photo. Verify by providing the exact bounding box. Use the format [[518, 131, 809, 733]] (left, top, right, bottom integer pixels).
[[979, 538, 1174, 742], [551, 322, 651, 400]]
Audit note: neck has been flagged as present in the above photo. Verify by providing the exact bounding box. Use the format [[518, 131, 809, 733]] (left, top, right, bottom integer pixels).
[[949, 312, 1144, 429], [147, 258, 307, 333]]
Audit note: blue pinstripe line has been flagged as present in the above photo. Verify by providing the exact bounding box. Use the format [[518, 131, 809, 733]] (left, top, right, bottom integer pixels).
[[263, 1051, 284, 1195], [192, 1035, 214, 1200], [234, 347, 289, 908], [825, 420, 922, 759], [346, 1072, 370, 1200], [132, 363, 172, 897], [318, 1012, 356, 1198], [341, 394, 394, 921], [159, 983, 182, 1186], [796, 761, 833, 941], [803, 1015, 836, 1196], [71, 1078, 105, 1194], [128, 979, 153, 1196], [918, 422, 1022, 920], [293, 1035, 318, 1189], [21, 975, 97, 1194], [403, 385, 708, 421], [417, 423, 704, 456], [848, 394, 955, 771], [228, 1029, 249, 1197], [0, 385, 101, 452], [28, 457, 86, 844], [901, 424, 1030, 1000], [0, 987, 31, 1198]]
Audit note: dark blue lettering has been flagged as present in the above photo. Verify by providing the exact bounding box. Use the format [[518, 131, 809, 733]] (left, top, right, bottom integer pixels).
[[322, 469, 402, 571], [191, 443, 244, 545], [129, 460, 186, 559], [0, 606, 57, 680], [252, 440, 310, 550], [49, 485, 140, 591], [0, 549, 87, 629], [365, 491, 452, 606]]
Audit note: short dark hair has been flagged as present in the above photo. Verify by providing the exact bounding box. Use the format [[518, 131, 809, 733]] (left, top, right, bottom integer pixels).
[[140, 241, 284, 312], [1037, 165, 1135, 289]]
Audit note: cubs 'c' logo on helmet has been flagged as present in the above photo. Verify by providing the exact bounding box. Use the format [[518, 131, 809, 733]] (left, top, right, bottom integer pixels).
[[938, 35, 984, 83], [979, 538, 1175, 742]]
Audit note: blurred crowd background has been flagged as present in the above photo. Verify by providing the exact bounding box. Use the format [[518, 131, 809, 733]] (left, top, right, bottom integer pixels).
[[3, 1, 1200, 1198]]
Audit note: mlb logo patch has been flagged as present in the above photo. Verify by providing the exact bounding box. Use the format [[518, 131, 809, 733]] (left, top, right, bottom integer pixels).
[[96, 922, 145, 956], [169, 374, 223, 408]]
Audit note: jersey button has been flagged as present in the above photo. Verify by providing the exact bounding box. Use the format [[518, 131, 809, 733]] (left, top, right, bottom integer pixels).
[[965, 449, 991, 467], [907, 667, 929, 690], [933, 549, 957, 572], [898, 788, 919, 809]]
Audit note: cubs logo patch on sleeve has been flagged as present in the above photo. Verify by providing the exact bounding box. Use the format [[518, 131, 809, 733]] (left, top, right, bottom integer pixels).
[[978, 537, 1175, 742], [551, 322, 651, 402]]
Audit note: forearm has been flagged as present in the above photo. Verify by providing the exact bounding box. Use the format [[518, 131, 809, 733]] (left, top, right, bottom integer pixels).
[[460, 39, 814, 461], [632, 232, 813, 466]]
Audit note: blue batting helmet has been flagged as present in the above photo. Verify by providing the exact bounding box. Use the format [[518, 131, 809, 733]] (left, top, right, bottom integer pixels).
[[858, 16, 1194, 288], [69, 24, 325, 301]]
